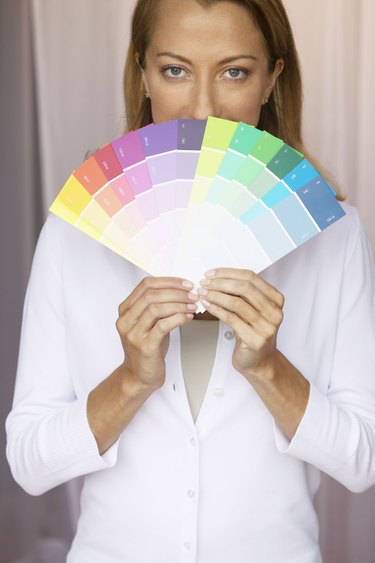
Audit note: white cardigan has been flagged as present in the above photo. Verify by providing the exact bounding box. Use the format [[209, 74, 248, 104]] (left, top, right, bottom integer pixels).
[[6, 204, 375, 563]]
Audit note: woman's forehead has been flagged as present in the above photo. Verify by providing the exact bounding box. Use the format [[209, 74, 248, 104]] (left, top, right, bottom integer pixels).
[[147, 0, 266, 56]]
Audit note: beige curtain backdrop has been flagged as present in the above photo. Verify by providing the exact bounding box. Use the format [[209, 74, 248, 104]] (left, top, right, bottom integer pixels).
[[1, 1, 374, 561]]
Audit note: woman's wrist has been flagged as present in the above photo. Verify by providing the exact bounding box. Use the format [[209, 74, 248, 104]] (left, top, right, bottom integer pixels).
[[240, 350, 310, 440], [240, 349, 283, 384], [118, 363, 160, 402]]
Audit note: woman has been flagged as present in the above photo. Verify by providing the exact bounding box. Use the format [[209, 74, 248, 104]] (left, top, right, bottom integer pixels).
[[6, 1, 375, 562]]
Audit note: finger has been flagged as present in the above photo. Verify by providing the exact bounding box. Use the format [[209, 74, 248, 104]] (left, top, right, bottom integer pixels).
[[198, 289, 277, 337], [127, 301, 198, 337], [120, 276, 195, 313], [149, 312, 195, 348], [200, 278, 283, 326], [205, 268, 284, 308], [121, 287, 198, 332], [199, 298, 265, 348]]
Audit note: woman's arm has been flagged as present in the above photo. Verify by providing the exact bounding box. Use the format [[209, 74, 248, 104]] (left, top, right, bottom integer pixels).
[[197, 216, 375, 493], [6, 216, 198, 493], [87, 275, 199, 455], [198, 268, 309, 439]]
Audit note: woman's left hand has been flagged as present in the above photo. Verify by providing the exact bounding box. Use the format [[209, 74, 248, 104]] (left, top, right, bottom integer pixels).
[[197, 268, 285, 378]]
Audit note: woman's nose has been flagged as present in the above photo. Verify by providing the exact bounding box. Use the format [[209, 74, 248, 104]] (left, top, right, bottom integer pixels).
[[189, 81, 218, 120]]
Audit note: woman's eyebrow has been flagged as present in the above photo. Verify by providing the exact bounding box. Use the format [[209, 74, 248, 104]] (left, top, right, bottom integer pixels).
[[156, 52, 258, 63]]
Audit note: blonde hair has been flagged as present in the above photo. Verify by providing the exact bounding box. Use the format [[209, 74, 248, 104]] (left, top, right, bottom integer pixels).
[[124, 0, 343, 198]]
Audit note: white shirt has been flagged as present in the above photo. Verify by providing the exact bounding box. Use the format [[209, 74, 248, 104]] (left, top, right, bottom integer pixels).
[[6, 204, 375, 563]]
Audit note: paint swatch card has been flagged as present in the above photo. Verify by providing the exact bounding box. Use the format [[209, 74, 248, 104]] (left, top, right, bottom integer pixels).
[[50, 117, 346, 287]]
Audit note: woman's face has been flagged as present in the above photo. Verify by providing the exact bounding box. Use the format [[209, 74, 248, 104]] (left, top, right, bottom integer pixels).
[[140, 0, 284, 125]]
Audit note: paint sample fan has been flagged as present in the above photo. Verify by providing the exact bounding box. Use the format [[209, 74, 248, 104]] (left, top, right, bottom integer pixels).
[[50, 117, 346, 286]]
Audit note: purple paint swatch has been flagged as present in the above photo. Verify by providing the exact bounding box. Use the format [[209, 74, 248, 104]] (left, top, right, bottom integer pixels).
[[178, 119, 206, 150], [140, 120, 179, 156]]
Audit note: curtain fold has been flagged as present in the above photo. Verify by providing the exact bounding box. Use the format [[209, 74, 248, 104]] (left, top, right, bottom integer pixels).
[[0, 1, 74, 561], [356, 0, 375, 240]]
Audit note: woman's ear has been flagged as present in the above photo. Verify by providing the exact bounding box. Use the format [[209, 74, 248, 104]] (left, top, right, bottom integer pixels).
[[136, 52, 150, 97], [265, 58, 284, 100]]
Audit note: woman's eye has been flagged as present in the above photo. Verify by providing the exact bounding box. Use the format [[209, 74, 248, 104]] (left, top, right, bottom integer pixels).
[[224, 68, 248, 80], [163, 66, 186, 79]]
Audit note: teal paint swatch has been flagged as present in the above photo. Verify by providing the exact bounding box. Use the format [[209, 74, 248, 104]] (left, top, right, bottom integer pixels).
[[268, 145, 304, 178]]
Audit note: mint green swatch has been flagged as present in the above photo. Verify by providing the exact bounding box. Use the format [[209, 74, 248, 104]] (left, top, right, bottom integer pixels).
[[250, 132, 284, 164], [228, 122, 262, 155], [218, 151, 246, 179], [235, 157, 264, 187]]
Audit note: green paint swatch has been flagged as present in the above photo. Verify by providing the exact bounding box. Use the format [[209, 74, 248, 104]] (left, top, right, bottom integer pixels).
[[228, 122, 262, 155], [235, 157, 264, 187], [268, 144, 304, 178], [250, 132, 284, 164], [202, 117, 238, 151]]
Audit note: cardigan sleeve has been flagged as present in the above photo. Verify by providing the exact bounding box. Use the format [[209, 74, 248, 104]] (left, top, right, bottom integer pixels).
[[274, 212, 375, 492], [6, 216, 119, 495]]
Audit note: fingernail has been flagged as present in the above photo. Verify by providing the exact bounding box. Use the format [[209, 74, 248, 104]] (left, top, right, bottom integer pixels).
[[182, 280, 194, 289], [187, 303, 198, 311], [205, 270, 216, 278], [200, 278, 210, 287], [197, 287, 208, 296], [188, 292, 199, 301], [186, 313, 194, 319], [200, 299, 211, 308]]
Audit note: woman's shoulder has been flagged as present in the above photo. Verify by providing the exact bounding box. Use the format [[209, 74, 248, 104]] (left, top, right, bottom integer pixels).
[[36, 214, 120, 274], [38, 214, 147, 285], [40, 213, 113, 257], [42, 212, 91, 245], [324, 201, 370, 261], [338, 201, 361, 232]]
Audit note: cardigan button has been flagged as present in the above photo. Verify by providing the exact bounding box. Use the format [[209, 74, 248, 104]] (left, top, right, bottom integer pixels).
[[224, 330, 234, 340], [213, 387, 224, 397]]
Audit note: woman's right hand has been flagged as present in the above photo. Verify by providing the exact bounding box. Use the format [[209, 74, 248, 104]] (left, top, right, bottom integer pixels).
[[116, 276, 199, 390]]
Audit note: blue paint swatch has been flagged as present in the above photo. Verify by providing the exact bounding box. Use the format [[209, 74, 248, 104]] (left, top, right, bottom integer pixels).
[[283, 159, 319, 191], [296, 178, 346, 230], [261, 182, 291, 208], [272, 194, 319, 245]]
